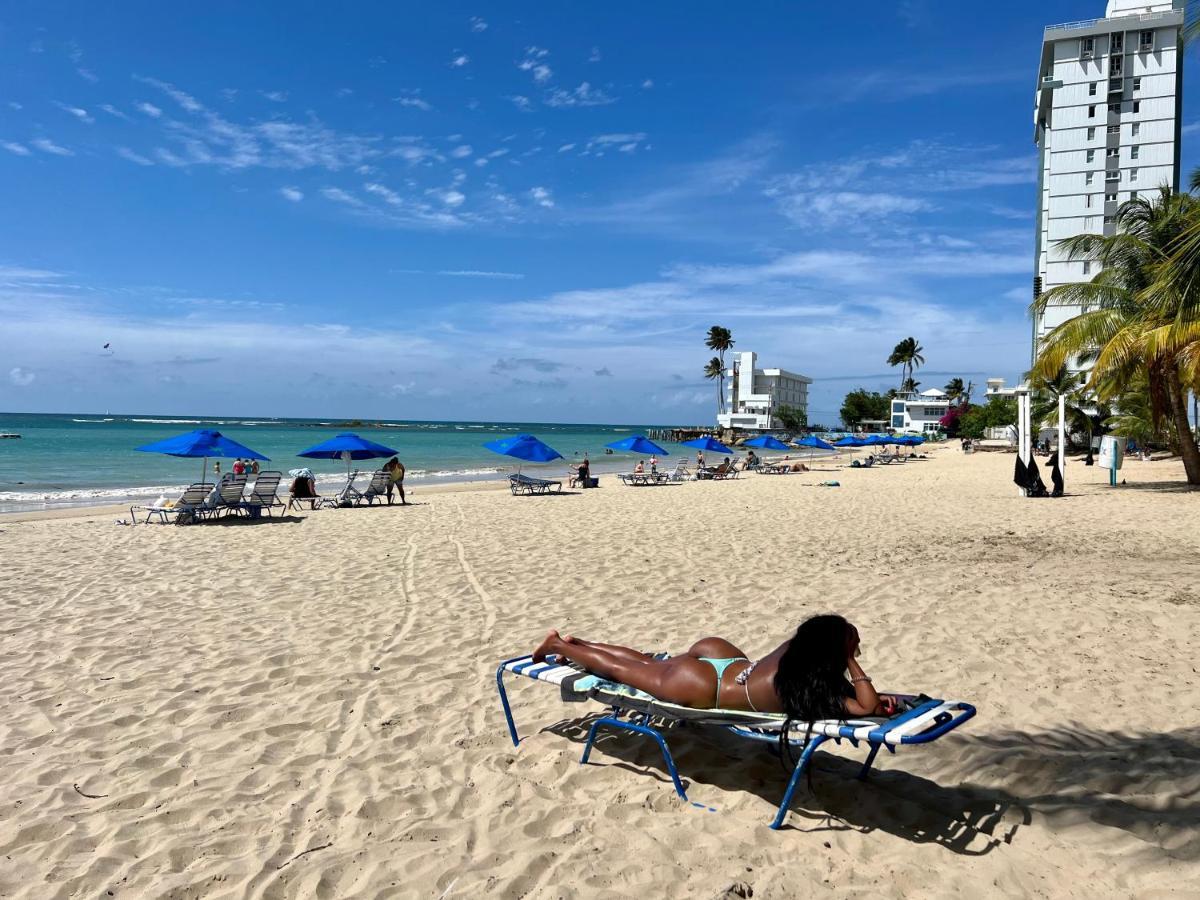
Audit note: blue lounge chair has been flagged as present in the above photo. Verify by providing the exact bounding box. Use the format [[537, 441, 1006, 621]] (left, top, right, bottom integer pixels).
[[495, 653, 975, 829], [508, 473, 563, 495]]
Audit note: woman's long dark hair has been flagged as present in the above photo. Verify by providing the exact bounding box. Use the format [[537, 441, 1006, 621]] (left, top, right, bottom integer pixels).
[[774, 614, 854, 721], [773, 614, 854, 773]]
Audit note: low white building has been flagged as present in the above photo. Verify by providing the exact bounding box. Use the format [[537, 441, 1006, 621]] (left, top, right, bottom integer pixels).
[[717, 350, 812, 431], [889, 388, 951, 434]]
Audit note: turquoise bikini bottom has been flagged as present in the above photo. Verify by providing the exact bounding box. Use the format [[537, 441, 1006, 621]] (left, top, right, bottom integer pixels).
[[698, 656, 748, 707]]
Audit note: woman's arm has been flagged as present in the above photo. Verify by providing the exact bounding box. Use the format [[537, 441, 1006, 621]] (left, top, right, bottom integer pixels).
[[843, 654, 882, 717]]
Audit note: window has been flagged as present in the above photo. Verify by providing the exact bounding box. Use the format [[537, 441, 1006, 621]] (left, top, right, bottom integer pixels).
[[1085, 194, 1093, 208], [1108, 103, 1120, 114], [1132, 122, 1140, 136], [1140, 30, 1154, 51], [1089, 105, 1097, 118], [1106, 192, 1118, 202], [1082, 36, 1096, 56], [1083, 261, 1092, 275], [1106, 170, 1120, 181], [1131, 145, 1140, 159], [1133, 77, 1142, 91], [1106, 147, 1119, 158], [1086, 172, 1095, 185], [1133, 101, 1141, 113], [1104, 215, 1116, 224], [1090, 82, 1098, 96], [1108, 77, 1122, 93], [1107, 125, 1119, 135], [1110, 33, 1123, 54], [891, 415, 905, 429], [1086, 149, 1096, 163], [1110, 56, 1123, 76], [1131, 168, 1139, 181], [1130, 191, 1139, 200], [1087, 127, 1097, 140]]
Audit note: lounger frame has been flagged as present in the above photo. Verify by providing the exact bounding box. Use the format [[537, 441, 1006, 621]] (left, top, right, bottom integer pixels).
[[495, 654, 975, 829], [508, 473, 563, 495]]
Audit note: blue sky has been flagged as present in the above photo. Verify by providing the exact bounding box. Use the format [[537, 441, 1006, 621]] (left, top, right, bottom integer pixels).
[[2, 1, 1197, 424]]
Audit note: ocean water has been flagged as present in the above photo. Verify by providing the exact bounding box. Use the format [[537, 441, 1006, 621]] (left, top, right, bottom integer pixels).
[[0, 413, 688, 513]]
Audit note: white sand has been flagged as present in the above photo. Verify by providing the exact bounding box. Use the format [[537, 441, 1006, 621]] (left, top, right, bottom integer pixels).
[[1, 449, 1197, 898]]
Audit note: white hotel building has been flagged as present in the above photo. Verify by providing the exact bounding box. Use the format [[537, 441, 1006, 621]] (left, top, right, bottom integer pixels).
[[717, 351, 812, 431], [1033, 0, 1185, 358]]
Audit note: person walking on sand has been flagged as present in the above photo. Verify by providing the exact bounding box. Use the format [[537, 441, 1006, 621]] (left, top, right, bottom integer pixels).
[[384, 457, 407, 505], [696, 449, 705, 470]]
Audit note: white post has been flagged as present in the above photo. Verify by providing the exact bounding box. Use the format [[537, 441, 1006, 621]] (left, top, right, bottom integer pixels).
[[1017, 389, 1031, 497], [1057, 394, 1066, 479]]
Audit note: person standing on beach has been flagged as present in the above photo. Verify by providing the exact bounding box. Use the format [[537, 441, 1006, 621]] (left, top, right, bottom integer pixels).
[[232, 458, 245, 476], [250, 459, 260, 476], [384, 457, 407, 505], [696, 449, 705, 470]]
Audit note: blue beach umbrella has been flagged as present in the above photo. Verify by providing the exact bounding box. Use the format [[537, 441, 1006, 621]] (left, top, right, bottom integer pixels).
[[136, 428, 269, 483], [680, 435, 733, 454], [794, 435, 835, 451], [605, 435, 670, 456], [744, 435, 791, 452], [834, 435, 866, 447], [298, 432, 400, 476], [484, 433, 564, 466]]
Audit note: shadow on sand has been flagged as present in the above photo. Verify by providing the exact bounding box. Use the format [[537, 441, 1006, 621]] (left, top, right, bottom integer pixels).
[[540, 717, 1199, 860]]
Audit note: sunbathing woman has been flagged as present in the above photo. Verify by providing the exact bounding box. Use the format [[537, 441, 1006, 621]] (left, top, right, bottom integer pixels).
[[532, 614, 897, 720]]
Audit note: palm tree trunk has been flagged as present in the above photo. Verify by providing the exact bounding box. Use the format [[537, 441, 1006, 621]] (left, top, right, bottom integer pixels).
[[1165, 366, 1200, 484]]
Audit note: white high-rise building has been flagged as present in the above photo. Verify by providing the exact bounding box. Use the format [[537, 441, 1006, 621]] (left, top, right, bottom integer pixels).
[[1033, 0, 1185, 360], [717, 351, 812, 431]]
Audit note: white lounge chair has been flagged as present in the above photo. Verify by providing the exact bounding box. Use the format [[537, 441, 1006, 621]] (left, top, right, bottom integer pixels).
[[130, 483, 213, 524]]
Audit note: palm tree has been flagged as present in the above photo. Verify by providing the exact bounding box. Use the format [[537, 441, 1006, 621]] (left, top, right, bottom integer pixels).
[[1027, 364, 1096, 452], [703, 357, 723, 417], [704, 326, 735, 414], [943, 377, 966, 405], [1032, 186, 1200, 483], [887, 337, 925, 393]]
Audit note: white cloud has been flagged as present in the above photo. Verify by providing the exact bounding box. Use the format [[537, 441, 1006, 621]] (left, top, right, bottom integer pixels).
[[474, 158, 489, 167], [138, 102, 163, 118], [775, 191, 933, 226], [100, 104, 131, 121], [544, 82, 615, 108], [437, 270, 524, 280], [2, 142, 31, 156], [8, 102, 22, 110], [641, 79, 654, 89], [450, 53, 470, 67], [31, 138, 73, 156], [9, 367, 35, 387], [260, 90, 288, 102], [582, 132, 648, 156], [55, 103, 94, 124], [280, 186, 304, 202], [135, 76, 203, 113], [487, 148, 509, 159], [77, 68, 99, 83], [439, 190, 466, 207], [321, 186, 365, 207], [558, 143, 576, 153], [508, 95, 533, 112], [530, 186, 554, 208], [450, 144, 472, 158], [469, 16, 488, 32], [588, 47, 602, 62], [116, 146, 155, 166], [394, 90, 432, 111]]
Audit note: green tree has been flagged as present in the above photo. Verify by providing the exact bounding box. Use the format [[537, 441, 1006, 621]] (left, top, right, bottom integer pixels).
[[774, 405, 807, 431], [943, 377, 966, 405], [956, 396, 1018, 440], [887, 337, 925, 393], [1033, 185, 1200, 483], [840, 389, 891, 430], [704, 326, 735, 414], [703, 357, 723, 416]]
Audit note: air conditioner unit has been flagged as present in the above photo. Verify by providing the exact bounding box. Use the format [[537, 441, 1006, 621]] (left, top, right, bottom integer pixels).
[[1082, 50, 1094, 59]]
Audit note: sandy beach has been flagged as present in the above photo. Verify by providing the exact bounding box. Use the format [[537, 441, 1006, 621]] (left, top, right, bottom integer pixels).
[[1, 449, 1198, 898]]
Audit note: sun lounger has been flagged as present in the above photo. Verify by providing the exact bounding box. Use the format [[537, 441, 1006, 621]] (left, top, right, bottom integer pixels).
[[850, 457, 875, 469], [358, 469, 391, 505], [210, 474, 249, 518], [241, 471, 283, 516], [618, 472, 669, 486], [130, 483, 214, 524], [666, 462, 691, 482], [495, 653, 976, 829], [508, 473, 563, 495], [758, 463, 792, 474]]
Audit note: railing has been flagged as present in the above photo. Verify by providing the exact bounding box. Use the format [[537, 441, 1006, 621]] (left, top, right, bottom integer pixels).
[[1045, 10, 1177, 34]]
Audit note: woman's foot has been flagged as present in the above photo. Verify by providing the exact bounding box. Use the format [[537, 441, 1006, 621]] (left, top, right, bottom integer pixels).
[[532, 629, 561, 663]]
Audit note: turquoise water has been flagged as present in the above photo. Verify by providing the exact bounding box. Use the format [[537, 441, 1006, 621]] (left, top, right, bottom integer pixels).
[[0, 413, 688, 512]]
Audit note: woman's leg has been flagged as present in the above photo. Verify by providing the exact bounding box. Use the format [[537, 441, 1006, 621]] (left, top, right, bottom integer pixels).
[[534, 632, 713, 706], [561, 635, 654, 664]]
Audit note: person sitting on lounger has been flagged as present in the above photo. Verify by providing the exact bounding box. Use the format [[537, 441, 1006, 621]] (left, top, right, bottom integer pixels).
[[633, 460, 645, 474], [531, 614, 898, 718], [287, 471, 319, 511]]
